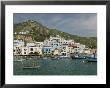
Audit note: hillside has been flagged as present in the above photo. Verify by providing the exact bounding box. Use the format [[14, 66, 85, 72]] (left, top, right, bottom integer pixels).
[[14, 20, 97, 49]]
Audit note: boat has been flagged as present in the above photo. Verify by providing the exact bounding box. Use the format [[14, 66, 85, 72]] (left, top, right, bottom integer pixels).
[[23, 65, 40, 69], [43, 57, 48, 60], [14, 59, 24, 62], [85, 57, 97, 62], [85, 53, 97, 62], [74, 56, 86, 59], [71, 54, 86, 59], [22, 61, 40, 69]]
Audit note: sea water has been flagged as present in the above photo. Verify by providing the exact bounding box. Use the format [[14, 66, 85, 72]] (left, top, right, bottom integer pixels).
[[14, 58, 97, 75]]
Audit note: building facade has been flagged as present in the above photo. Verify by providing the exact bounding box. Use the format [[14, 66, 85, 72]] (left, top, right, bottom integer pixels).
[[13, 35, 87, 56]]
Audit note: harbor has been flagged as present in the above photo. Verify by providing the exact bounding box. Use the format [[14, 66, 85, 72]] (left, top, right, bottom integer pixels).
[[13, 34, 97, 75], [14, 56, 97, 75], [14, 55, 97, 75]]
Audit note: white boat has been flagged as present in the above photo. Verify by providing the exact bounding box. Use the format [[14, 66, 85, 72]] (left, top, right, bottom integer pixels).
[[23, 65, 40, 69], [22, 62, 40, 69], [14, 59, 24, 62], [85, 53, 97, 62]]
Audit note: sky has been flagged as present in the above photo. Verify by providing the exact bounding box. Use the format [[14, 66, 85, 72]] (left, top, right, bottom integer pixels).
[[13, 13, 97, 37]]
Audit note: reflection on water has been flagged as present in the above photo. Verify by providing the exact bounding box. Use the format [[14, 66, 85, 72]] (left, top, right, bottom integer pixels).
[[14, 57, 97, 75]]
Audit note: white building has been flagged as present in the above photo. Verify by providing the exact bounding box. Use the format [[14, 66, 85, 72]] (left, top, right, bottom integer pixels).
[[26, 43, 36, 54], [21, 47, 29, 55], [14, 40, 24, 47], [28, 46, 36, 54], [68, 46, 74, 54], [35, 42, 43, 55], [60, 45, 69, 57], [13, 35, 87, 56], [35, 42, 43, 47], [13, 40, 24, 55], [84, 48, 91, 54], [27, 42, 43, 55], [27, 43, 36, 47], [18, 32, 27, 35], [73, 43, 85, 53], [13, 46, 22, 55]]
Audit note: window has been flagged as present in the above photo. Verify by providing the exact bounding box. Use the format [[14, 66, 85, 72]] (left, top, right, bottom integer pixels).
[[24, 49, 27, 51], [63, 47, 66, 50], [46, 49, 48, 51], [30, 48, 33, 51], [62, 53, 66, 56]]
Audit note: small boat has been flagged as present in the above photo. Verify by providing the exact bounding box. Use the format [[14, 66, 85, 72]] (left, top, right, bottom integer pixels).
[[71, 54, 85, 59], [14, 59, 24, 62], [43, 57, 48, 60], [86, 57, 97, 62], [87, 59, 97, 62], [23, 65, 40, 69], [74, 56, 86, 59], [22, 62, 40, 69], [85, 53, 97, 62]]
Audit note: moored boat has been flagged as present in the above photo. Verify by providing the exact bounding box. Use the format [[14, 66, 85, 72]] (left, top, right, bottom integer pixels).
[[85, 53, 97, 62], [71, 53, 86, 59], [14, 59, 25, 62], [23, 65, 40, 69], [85, 57, 97, 62]]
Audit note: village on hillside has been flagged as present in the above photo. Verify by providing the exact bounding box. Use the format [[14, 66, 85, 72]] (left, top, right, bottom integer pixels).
[[13, 32, 96, 58]]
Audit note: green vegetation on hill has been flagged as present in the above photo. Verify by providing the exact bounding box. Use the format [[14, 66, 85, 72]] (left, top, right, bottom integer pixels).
[[14, 20, 97, 49]]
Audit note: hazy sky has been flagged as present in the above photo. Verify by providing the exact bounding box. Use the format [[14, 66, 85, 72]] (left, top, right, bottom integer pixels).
[[14, 13, 97, 37]]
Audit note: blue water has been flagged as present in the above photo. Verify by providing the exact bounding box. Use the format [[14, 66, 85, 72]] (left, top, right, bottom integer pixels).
[[14, 58, 97, 75]]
